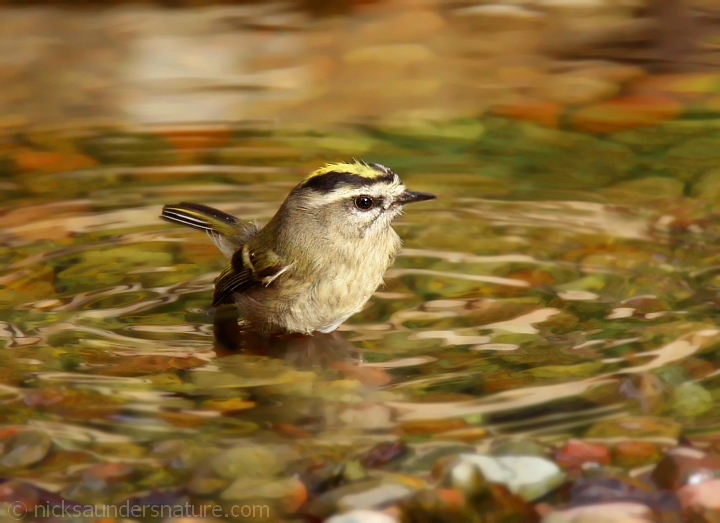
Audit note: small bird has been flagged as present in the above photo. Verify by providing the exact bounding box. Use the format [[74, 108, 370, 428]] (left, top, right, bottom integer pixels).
[[160, 160, 436, 335]]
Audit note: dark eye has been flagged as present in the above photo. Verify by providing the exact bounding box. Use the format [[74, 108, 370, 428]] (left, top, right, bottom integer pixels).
[[354, 195, 374, 211]]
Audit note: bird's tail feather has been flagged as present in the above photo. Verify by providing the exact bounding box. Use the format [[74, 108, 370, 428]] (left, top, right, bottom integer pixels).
[[160, 202, 258, 257], [161, 202, 240, 235]]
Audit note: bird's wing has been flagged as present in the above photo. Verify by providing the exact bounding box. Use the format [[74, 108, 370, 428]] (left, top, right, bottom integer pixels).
[[211, 246, 288, 307], [212, 263, 254, 307], [160, 202, 259, 256]]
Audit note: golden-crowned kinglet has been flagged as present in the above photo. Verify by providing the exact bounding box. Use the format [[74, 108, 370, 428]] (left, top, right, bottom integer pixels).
[[160, 160, 436, 335]]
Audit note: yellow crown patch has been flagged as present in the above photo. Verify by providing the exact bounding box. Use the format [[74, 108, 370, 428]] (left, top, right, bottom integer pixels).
[[303, 160, 390, 183]]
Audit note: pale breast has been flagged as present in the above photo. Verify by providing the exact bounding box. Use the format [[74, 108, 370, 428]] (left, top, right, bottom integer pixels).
[[284, 231, 401, 333]]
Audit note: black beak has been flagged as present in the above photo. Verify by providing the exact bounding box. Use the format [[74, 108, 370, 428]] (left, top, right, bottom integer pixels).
[[397, 190, 437, 205]]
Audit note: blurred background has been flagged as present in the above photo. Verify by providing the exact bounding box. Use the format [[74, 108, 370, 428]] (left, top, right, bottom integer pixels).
[[1, 0, 719, 129]]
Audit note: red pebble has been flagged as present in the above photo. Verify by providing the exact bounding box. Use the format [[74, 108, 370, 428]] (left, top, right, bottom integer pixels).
[[555, 439, 611, 469]]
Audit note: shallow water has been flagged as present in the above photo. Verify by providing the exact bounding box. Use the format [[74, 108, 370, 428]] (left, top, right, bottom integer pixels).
[[2, 118, 720, 520]]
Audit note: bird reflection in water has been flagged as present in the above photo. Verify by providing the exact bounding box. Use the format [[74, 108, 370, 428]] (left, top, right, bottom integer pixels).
[[212, 306, 391, 386]]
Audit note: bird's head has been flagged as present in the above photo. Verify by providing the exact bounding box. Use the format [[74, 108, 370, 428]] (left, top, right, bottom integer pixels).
[[285, 160, 436, 240]]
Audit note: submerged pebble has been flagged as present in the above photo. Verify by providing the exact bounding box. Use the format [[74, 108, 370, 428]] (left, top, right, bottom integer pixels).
[[445, 454, 566, 501], [325, 510, 398, 523], [555, 439, 611, 470], [676, 478, 720, 512], [220, 476, 307, 514], [337, 483, 415, 512], [542, 502, 657, 523], [0, 430, 51, 469], [210, 445, 289, 479]]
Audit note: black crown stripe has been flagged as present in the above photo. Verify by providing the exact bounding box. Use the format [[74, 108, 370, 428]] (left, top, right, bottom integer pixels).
[[301, 171, 395, 194]]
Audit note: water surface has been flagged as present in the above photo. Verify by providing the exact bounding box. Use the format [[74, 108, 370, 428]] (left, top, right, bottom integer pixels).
[[2, 118, 720, 520]]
